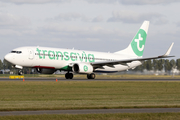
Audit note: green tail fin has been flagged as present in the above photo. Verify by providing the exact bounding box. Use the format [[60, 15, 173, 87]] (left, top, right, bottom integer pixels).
[[115, 21, 149, 58], [131, 21, 149, 56]]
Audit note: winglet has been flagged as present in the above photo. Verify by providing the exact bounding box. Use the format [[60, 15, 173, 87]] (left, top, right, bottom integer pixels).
[[163, 42, 174, 56]]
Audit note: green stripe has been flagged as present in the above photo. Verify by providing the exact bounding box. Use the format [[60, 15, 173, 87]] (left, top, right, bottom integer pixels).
[[59, 66, 72, 71]]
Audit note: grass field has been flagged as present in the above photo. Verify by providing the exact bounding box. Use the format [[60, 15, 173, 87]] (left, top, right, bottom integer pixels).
[[0, 81, 180, 111], [1, 113, 180, 120]]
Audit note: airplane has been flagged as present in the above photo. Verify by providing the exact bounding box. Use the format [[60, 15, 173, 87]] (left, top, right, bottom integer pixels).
[[4, 21, 174, 79]]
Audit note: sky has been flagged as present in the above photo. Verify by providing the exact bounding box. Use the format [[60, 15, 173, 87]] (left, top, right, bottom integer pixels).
[[0, 0, 180, 60]]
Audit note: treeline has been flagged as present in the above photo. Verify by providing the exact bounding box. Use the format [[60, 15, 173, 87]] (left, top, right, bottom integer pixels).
[[0, 59, 180, 74], [0, 59, 12, 69], [134, 59, 180, 72]]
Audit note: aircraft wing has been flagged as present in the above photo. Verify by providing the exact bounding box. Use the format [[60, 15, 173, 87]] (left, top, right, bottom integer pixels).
[[91, 43, 174, 68]]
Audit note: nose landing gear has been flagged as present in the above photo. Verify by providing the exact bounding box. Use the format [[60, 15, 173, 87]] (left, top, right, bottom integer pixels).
[[18, 70, 23, 75]]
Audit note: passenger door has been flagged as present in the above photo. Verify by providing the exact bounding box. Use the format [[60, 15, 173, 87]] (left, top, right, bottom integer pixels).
[[28, 49, 34, 60]]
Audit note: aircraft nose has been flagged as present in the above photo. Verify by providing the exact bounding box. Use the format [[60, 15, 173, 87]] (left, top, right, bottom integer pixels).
[[4, 53, 12, 62]]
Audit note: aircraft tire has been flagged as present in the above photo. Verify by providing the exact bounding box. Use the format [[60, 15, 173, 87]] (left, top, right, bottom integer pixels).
[[65, 73, 69, 79], [18, 70, 23, 75], [87, 74, 90, 79], [65, 73, 74, 79], [87, 73, 95, 79], [69, 73, 73, 79]]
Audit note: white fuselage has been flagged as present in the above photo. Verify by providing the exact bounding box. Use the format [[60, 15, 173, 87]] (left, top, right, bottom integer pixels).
[[5, 46, 142, 73], [4, 21, 174, 79]]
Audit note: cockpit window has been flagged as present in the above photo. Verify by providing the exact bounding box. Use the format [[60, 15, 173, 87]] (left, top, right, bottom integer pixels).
[[11, 51, 22, 54], [11, 51, 16, 53], [17, 51, 22, 54]]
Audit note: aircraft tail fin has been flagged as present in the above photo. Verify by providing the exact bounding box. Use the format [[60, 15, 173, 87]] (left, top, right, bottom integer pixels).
[[115, 21, 149, 58]]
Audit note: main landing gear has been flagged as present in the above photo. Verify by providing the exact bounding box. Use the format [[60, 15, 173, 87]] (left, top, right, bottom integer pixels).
[[65, 72, 96, 79], [87, 73, 95, 79], [65, 72, 73, 79]]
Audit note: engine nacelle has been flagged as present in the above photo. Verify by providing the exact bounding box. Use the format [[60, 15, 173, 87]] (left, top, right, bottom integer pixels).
[[36, 68, 55, 74], [73, 63, 93, 74]]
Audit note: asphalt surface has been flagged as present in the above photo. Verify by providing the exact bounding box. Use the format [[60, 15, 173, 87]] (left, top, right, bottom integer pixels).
[[1, 78, 180, 81], [1, 108, 180, 116], [0, 78, 180, 116]]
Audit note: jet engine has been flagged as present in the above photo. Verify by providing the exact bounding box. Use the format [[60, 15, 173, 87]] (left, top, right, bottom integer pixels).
[[73, 63, 93, 74]]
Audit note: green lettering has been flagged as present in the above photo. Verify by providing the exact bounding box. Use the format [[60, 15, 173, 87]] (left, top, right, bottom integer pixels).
[[42, 50, 47, 59], [64, 52, 69, 61], [56, 51, 63, 60], [36, 49, 95, 62], [83, 51, 87, 62], [70, 52, 77, 61], [88, 54, 95, 62], [48, 51, 55, 60], [36, 48, 42, 59], [77, 53, 83, 62]]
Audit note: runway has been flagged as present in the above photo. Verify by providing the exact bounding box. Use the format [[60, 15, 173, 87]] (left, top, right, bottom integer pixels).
[[0, 78, 180, 81], [0, 108, 180, 116]]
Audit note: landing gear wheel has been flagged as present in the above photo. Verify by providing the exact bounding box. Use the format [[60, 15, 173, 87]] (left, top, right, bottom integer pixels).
[[87, 74, 91, 79], [65, 73, 69, 79], [65, 73, 74, 79], [69, 73, 73, 79], [87, 73, 95, 79], [18, 70, 23, 75]]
